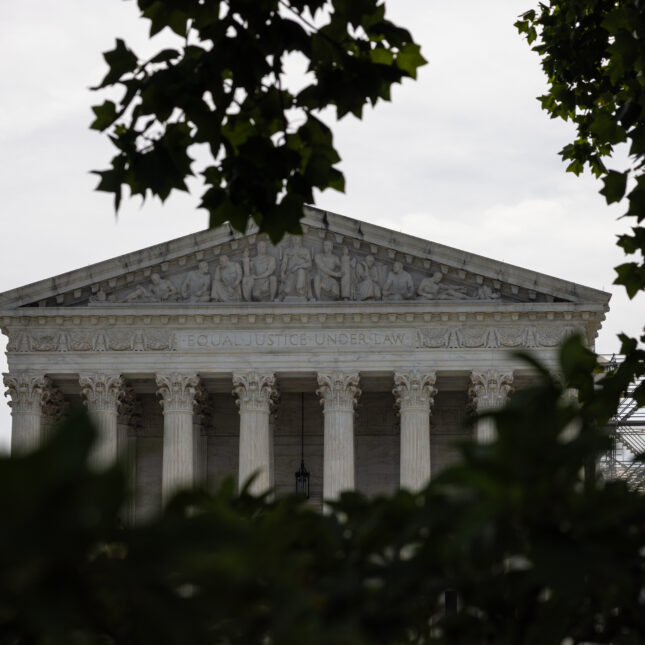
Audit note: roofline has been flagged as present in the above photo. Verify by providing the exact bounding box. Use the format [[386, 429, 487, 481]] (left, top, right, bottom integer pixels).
[[0, 206, 612, 308], [303, 207, 611, 306]]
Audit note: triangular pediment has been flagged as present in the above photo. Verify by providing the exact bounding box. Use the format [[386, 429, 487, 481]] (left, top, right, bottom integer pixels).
[[0, 207, 610, 310]]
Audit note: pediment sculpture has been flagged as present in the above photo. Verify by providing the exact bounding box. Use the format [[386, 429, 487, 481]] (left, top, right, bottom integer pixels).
[[84, 235, 535, 306]]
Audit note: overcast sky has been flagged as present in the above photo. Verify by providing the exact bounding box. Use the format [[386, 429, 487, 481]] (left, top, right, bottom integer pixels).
[[0, 1, 642, 452]]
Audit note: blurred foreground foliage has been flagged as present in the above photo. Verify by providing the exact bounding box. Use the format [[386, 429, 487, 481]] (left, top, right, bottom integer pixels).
[[3, 336, 645, 644]]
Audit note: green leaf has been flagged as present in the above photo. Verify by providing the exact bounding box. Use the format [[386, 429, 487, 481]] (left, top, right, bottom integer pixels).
[[328, 167, 345, 192], [149, 48, 181, 64], [614, 262, 645, 298], [90, 100, 118, 131], [395, 43, 427, 79], [222, 118, 255, 150], [599, 170, 628, 204], [589, 112, 627, 145], [626, 182, 645, 222], [629, 125, 645, 157], [370, 47, 394, 66], [97, 38, 139, 88], [559, 334, 597, 388], [617, 226, 645, 255]]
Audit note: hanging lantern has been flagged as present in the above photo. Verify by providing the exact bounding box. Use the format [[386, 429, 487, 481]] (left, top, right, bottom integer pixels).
[[295, 392, 310, 498]]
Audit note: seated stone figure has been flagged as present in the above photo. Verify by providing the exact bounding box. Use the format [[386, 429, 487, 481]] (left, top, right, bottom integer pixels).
[[241, 241, 278, 301], [355, 255, 381, 300], [211, 255, 242, 302], [279, 237, 312, 300], [181, 261, 212, 302], [383, 261, 414, 300], [417, 272, 469, 299], [124, 273, 178, 302], [477, 284, 501, 299], [313, 240, 343, 300]]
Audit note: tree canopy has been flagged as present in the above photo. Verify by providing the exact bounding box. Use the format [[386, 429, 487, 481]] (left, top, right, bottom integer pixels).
[[516, 0, 645, 302], [90, 0, 426, 242]]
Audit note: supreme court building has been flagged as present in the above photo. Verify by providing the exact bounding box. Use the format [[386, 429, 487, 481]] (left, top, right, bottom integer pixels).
[[0, 208, 610, 516]]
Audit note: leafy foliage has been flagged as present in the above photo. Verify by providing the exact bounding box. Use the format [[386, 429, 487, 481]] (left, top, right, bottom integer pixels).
[[90, 0, 426, 242], [3, 340, 645, 644], [515, 1, 645, 474], [515, 0, 645, 299]]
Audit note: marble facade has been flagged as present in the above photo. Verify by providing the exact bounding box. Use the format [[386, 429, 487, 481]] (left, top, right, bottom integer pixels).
[[0, 207, 610, 513]]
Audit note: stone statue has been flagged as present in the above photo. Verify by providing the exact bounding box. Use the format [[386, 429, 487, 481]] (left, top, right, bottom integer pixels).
[[210, 255, 242, 302], [181, 261, 212, 302], [313, 240, 343, 300], [89, 289, 108, 304], [383, 261, 414, 300], [241, 241, 278, 301], [477, 284, 501, 299], [124, 273, 178, 302], [355, 255, 381, 301], [340, 247, 353, 300], [417, 271, 469, 300], [279, 237, 312, 300]]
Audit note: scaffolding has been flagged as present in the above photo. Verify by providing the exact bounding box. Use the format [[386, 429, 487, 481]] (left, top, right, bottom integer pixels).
[[597, 354, 645, 491]]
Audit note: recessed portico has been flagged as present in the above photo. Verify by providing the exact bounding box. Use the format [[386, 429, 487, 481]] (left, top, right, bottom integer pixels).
[[0, 208, 610, 516]]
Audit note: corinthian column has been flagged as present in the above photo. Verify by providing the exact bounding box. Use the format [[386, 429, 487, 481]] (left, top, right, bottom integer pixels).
[[156, 373, 201, 504], [3, 373, 51, 454], [117, 385, 141, 525], [469, 370, 514, 443], [80, 374, 124, 468], [233, 372, 278, 495], [41, 387, 67, 442], [393, 370, 437, 491], [317, 372, 360, 501]]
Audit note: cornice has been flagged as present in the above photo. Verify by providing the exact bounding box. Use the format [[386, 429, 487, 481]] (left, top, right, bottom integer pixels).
[[301, 209, 611, 305], [0, 207, 611, 310], [0, 300, 608, 323]]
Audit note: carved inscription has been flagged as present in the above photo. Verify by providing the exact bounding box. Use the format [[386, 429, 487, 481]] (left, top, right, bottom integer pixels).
[[179, 330, 413, 350]]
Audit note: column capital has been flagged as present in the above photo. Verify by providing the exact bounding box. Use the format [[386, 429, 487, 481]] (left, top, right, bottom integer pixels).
[[469, 369, 513, 411], [232, 372, 278, 413], [79, 374, 124, 412], [3, 373, 51, 414], [156, 373, 201, 413], [317, 372, 361, 412], [393, 370, 437, 411]]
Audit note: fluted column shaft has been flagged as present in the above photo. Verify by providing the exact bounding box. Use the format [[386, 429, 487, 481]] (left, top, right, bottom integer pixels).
[[80, 374, 124, 468], [469, 370, 514, 443], [233, 372, 278, 495], [41, 388, 66, 443], [157, 373, 201, 504], [4, 374, 51, 455], [394, 371, 437, 490], [317, 372, 360, 501], [117, 385, 141, 525]]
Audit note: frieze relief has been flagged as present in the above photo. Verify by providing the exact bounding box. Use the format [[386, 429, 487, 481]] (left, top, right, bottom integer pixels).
[[8, 329, 176, 353], [416, 324, 584, 350], [62, 234, 562, 307], [5, 323, 586, 353]]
